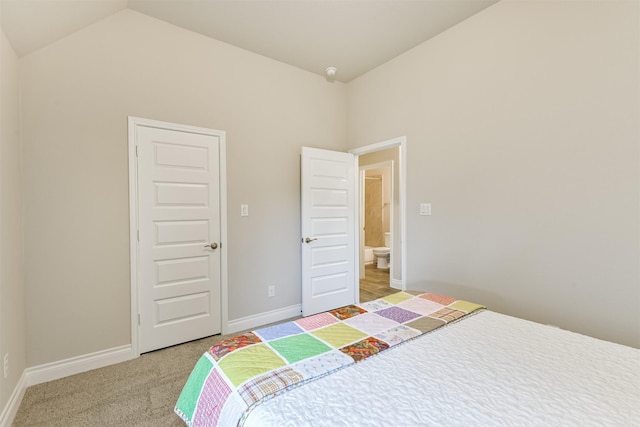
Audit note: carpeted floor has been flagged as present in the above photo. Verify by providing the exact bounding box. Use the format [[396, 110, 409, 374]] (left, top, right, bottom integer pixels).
[[13, 280, 393, 426], [12, 330, 251, 427]]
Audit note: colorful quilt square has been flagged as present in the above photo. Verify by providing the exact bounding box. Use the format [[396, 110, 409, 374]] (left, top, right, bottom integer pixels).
[[330, 305, 367, 320], [405, 316, 445, 333], [420, 293, 456, 305], [191, 368, 231, 426], [375, 325, 422, 346], [218, 344, 286, 387], [254, 321, 303, 341], [344, 313, 399, 335], [450, 300, 485, 313], [381, 292, 414, 304], [311, 323, 368, 348], [429, 307, 465, 323], [208, 332, 262, 361], [358, 299, 394, 312], [398, 297, 444, 316], [239, 367, 304, 406], [269, 333, 331, 364], [293, 350, 354, 377], [340, 337, 389, 362], [295, 312, 339, 331], [175, 354, 215, 421], [376, 306, 422, 323]]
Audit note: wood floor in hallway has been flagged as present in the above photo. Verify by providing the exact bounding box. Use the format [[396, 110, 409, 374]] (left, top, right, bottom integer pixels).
[[359, 263, 397, 302]]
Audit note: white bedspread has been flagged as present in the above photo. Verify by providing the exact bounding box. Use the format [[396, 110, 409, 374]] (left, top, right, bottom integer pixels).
[[245, 310, 640, 426]]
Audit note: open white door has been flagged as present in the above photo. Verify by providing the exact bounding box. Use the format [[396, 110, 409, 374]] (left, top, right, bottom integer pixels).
[[301, 147, 356, 316], [132, 118, 223, 353]]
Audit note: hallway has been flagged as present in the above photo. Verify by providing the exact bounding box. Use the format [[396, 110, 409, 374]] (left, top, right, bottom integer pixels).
[[359, 264, 396, 302]]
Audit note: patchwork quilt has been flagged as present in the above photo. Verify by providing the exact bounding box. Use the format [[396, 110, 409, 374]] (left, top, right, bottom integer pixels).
[[174, 291, 485, 427]]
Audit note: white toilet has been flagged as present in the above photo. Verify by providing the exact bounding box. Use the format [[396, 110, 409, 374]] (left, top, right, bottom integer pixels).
[[372, 232, 391, 269]]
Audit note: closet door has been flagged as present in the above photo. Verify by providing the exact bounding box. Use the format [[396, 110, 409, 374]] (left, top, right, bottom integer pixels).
[[133, 118, 223, 353]]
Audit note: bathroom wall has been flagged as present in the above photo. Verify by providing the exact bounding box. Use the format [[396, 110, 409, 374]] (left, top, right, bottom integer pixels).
[[364, 175, 384, 247]]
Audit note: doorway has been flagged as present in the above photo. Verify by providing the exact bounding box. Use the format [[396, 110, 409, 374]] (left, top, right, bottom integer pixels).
[[350, 136, 406, 302], [360, 162, 393, 300], [300, 138, 406, 314]]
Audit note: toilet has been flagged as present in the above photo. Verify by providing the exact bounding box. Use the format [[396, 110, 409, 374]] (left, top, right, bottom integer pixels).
[[372, 232, 391, 269]]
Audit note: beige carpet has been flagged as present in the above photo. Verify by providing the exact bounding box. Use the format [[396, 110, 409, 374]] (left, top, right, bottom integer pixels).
[[13, 285, 394, 426], [12, 328, 276, 427]]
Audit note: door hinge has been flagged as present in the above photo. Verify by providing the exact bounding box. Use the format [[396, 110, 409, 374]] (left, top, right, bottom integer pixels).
[[135, 145, 139, 157], [137, 229, 139, 241], [138, 313, 141, 326]]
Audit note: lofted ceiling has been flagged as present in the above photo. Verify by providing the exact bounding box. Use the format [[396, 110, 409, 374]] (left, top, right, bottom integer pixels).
[[0, 0, 499, 82]]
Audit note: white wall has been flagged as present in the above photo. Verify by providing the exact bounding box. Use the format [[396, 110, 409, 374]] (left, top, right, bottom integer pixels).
[[0, 25, 26, 415], [20, 9, 348, 367], [348, 0, 639, 347]]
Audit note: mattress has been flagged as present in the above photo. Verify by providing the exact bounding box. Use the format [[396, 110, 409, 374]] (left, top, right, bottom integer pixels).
[[245, 310, 640, 426]]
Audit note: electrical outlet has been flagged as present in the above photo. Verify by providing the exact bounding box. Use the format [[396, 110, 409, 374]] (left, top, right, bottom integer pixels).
[[268, 285, 275, 298], [3, 353, 8, 379]]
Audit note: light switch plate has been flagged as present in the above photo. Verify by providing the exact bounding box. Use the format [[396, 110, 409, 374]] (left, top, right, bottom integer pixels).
[[420, 203, 431, 216], [241, 204, 249, 216]]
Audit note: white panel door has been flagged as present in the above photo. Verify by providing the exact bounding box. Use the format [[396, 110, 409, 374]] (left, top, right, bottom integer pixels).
[[136, 124, 222, 353], [301, 147, 356, 316]]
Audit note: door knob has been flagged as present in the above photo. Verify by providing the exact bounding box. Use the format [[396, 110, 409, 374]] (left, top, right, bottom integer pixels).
[[204, 243, 218, 250], [304, 237, 317, 244]]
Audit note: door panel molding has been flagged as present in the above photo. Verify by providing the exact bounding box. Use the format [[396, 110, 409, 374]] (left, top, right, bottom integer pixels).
[[301, 147, 356, 316], [128, 117, 228, 356]]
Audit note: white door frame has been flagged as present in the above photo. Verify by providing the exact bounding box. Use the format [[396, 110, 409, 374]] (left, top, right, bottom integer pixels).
[[128, 116, 228, 357], [350, 136, 407, 296]]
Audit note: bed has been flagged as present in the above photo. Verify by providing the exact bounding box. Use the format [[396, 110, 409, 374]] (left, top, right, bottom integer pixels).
[[175, 291, 640, 426]]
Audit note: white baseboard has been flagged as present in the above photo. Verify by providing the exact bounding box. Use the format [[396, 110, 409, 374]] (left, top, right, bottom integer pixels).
[[391, 278, 402, 289], [25, 344, 135, 387], [0, 345, 135, 427], [226, 304, 302, 334], [0, 371, 26, 427]]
